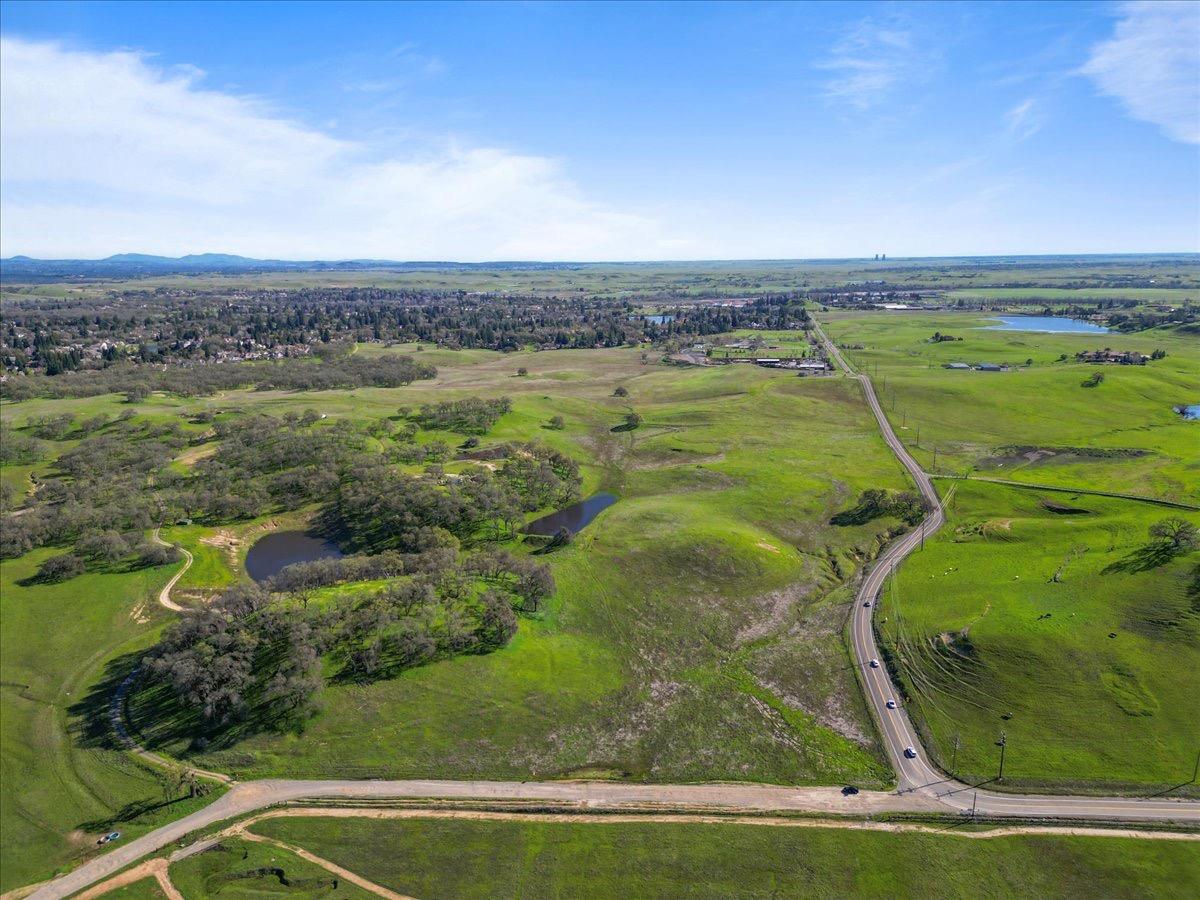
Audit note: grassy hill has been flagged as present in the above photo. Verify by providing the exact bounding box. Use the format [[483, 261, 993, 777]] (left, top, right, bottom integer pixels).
[[2, 346, 912, 888], [877, 480, 1199, 792]]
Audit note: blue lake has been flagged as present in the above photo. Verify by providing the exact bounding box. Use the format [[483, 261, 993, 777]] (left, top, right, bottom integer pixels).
[[523, 493, 618, 536], [984, 316, 1109, 334], [246, 530, 343, 583]]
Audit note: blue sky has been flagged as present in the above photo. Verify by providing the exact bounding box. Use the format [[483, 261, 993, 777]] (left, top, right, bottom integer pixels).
[[1, 0, 1197, 260]]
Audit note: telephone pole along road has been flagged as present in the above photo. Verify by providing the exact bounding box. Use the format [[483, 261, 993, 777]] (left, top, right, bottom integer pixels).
[[25, 323, 1199, 900], [812, 319, 1199, 821]]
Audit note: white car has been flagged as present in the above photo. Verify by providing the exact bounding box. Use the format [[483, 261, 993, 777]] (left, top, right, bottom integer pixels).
[[886, 699, 897, 709], [904, 747, 918, 759], [869, 659, 880, 669]]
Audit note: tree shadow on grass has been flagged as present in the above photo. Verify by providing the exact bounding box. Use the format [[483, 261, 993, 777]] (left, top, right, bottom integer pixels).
[[76, 796, 191, 834], [68, 652, 296, 765], [67, 651, 144, 752], [1102, 540, 1187, 575]]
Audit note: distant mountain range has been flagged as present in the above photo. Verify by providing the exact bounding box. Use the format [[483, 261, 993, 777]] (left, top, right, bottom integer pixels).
[[2, 252, 1196, 281], [0, 253, 581, 279]]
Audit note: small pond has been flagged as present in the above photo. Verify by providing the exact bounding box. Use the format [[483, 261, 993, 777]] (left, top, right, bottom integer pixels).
[[1176, 403, 1200, 420], [983, 316, 1109, 334], [245, 530, 343, 583], [523, 493, 618, 537], [643, 314, 676, 325]]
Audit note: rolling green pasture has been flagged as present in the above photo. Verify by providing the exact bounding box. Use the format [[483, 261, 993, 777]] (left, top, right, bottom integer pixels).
[[821, 311, 1200, 502], [2, 345, 918, 892], [252, 815, 1200, 899], [0, 547, 220, 891], [878, 480, 1200, 792], [123, 349, 908, 786]]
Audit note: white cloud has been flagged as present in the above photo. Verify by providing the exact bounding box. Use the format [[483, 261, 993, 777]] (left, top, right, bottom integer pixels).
[[1005, 97, 1042, 141], [0, 37, 665, 259], [1080, 1, 1200, 145], [817, 16, 916, 110]]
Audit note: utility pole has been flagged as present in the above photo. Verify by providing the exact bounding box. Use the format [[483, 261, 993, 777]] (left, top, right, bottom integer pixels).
[[971, 791, 978, 819], [951, 733, 961, 772], [997, 731, 1008, 781], [1192, 747, 1200, 784]]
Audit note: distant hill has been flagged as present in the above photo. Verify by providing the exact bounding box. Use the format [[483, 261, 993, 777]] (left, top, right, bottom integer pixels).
[[0, 253, 421, 279], [1, 252, 1197, 282], [0, 253, 601, 280]]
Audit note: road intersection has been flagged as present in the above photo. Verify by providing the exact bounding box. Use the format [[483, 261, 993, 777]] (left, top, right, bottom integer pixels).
[[25, 325, 1198, 899]]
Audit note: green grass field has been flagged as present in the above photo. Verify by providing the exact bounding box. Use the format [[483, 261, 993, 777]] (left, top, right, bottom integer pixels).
[[3, 308, 1196, 893], [878, 480, 1199, 792], [119, 349, 908, 786], [2, 345, 921, 890], [250, 815, 1200, 899], [169, 837, 376, 899], [821, 311, 1199, 502], [0, 547, 224, 891]]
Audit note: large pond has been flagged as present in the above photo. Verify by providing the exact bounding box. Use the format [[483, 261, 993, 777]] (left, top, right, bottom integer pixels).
[[984, 316, 1109, 333], [523, 492, 618, 537], [245, 530, 343, 583]]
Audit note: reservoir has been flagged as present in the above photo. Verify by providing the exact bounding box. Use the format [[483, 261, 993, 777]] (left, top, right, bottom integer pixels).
[[246, 530, 343, 583], [984, 316, 1109, 333], [523, 492, 618, 536]]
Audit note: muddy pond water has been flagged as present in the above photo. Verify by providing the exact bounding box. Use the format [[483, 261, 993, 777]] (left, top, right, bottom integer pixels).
[[245, 530, 343, 583], [523, 493, 618, 536]]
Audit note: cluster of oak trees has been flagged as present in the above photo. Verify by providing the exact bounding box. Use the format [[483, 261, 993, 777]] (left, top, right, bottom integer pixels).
[[1, 350, 435, 401], [148, 467, 562, 736]]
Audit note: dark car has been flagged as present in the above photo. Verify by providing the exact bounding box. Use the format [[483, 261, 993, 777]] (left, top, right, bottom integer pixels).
[[841, 785, 860, 796]]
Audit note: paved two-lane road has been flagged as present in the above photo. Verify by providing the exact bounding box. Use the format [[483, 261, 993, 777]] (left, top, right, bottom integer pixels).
[[25, 327, 1198, 900], [813, 319, 1199, 822]]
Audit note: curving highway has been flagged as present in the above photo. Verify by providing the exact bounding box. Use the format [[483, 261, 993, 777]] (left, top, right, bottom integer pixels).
[[813, 319, 1199, 822], [22, 327, 1199, 900]]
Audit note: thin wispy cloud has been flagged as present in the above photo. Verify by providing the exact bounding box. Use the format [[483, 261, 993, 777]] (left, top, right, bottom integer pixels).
[[0, 37, 665, 260], [1005, 97, 1042, 141], [1080, 0, 1200, 145], [817, 15, 917, 110]]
